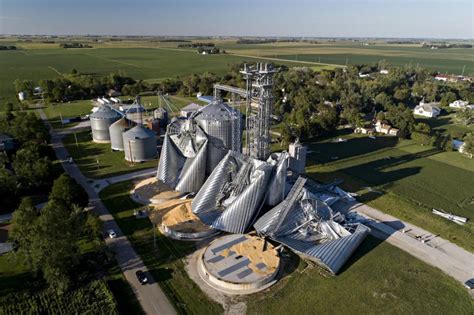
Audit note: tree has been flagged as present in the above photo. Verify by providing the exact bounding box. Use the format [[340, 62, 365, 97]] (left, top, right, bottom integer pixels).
[[463, 133, 474, 158], [49, 174, 88, 208], [439, 91, 457, 107], [411, 131, 432, 146], [9, 197, 38, 266], [456, 108, 473, 125], [34, 200, 84, 293], [13, 142, 52, 191]]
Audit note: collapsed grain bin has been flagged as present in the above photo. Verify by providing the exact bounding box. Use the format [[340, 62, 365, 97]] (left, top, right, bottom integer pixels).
[[197, 234, 281, 294], [193, 101, 242, 174], [122, 125, 157, 162], [90, 105, 122, 143], [109, 117, 135, 151]]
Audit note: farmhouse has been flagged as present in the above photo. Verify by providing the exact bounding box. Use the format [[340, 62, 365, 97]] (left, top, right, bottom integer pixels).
[[354, 125, 375, 135], [414, 101, 441, 118], [380, 69, 389, 75], [449, 100, 473, 110], [375, 121, 399, 136]]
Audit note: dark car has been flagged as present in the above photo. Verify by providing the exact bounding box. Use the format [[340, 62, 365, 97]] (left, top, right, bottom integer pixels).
[[464, 278, 474, 290], [136, 270, 148, 285]]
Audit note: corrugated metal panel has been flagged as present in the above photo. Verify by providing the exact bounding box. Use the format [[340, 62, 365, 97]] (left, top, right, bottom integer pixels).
[[194, 101, 242, 174], [109, 117, 134, 151], [123, 126, 157, 162], [191, 151, 273, 233], [156, 120, 209, 193], [254, 177, 370, 275], [157, 134, 186, 187], [211, 164, 272, 233], [90, 105, 121, 142], [265, 152, 289, 206]]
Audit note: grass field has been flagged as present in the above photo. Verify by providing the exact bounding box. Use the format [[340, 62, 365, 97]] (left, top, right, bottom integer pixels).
[[304, 133, 474, 252], [99, 181, 223, 315], [0, 46, 312, 109], [99, 180, 472, 314], [246, 235, 473, 314], [63, 130, 157, 179], [219, 42, 474, 75]]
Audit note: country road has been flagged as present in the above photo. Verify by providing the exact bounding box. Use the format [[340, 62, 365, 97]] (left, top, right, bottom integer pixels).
[[37, 109, 176, 315], [341, 202, 474, 286]]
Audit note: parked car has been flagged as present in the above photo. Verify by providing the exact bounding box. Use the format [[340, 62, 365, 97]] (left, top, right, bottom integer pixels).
[[107, 229, 117, 239], [464, 278, 474, 290], [136, 270, 148, 285]]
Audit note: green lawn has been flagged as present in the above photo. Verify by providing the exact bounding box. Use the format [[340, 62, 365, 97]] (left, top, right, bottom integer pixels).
[[246, 236, 473, 314], [0, 47, 309, 110], [63, 130, 157, 179], [304, 134, 474, 252], [99, 181, 223, 315], [42, 99, 93, 129]]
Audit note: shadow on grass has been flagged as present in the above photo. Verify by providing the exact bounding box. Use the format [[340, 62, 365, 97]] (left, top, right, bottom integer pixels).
[[307, 136, 399, 165]]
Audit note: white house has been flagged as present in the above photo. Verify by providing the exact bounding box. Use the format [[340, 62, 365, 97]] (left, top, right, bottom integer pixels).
[[449, 100, 469, 109], [452, 140, 465, 153], [380, 69, 389, 75], [414, 101, 441, 118]]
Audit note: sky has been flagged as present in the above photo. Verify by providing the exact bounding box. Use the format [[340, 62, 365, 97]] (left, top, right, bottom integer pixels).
[[0, 0, 473, 39]]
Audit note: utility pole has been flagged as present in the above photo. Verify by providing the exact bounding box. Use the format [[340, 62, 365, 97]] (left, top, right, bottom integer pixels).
[[153, 222, 157, 248], [74, 132, 78, 147]]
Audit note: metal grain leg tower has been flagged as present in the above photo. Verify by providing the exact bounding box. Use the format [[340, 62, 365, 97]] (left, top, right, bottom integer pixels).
[[241, 63, 277, 161]]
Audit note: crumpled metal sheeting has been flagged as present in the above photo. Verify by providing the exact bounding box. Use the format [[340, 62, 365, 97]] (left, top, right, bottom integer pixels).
[[265, 152, 290, 206], [192, 150, 273, 234], [254, 178, 371, 274], [156, 133, 186, 187], [175, 138, 208, 193], [156, 120, 209, 193], [278, 224, 370, 274], [210, 164, 273, 233]]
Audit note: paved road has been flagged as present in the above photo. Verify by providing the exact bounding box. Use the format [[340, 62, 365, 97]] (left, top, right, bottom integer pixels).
[[342, 202, 474, 286], [38, 110, 176, 315]]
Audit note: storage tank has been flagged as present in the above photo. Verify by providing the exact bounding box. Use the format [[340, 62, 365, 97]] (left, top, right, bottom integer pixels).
[[122, 125, 157, 162], [193, 101, 242, 173], [154, 107, 168, 125], [147, 119, 160, 137], [109, 117, 134, 151], [89, 105, 122, 143], [126, 106, 146, 124]]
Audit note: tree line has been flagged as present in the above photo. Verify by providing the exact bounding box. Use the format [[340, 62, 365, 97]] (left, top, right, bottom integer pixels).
[[0, 110, 53, 212], [0, 45, 17, 50]]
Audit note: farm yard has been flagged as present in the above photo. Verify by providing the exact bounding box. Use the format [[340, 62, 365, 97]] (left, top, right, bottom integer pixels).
[[63, 130, 157, 179], [99, 180, 473, 315], [305, 134, 474, 252]]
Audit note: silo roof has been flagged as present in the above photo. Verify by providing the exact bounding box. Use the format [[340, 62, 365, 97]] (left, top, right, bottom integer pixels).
[[193, 101, 238, 121], [90, 105, 122, 120], [123, 125, 155, 140], [110, 117, 133, 131]]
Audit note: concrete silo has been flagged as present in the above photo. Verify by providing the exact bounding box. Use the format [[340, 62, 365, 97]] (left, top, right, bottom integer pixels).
[[193, 101, 242, 174], [109, 117, 134, 151], [89, 105, 121, 143], [122, 125, 157, 162]]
